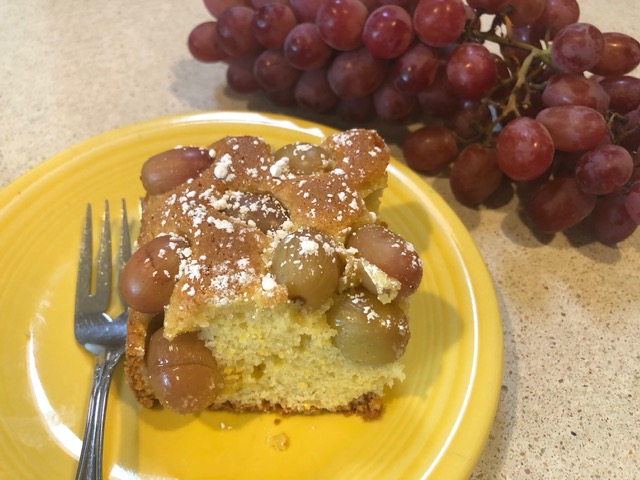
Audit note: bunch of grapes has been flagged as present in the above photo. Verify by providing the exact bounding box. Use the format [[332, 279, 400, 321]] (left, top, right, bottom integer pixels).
[[188, 0, 640, 245]]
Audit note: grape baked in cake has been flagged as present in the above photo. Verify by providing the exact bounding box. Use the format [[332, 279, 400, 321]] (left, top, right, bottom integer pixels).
[[120, 128, 423, 420]]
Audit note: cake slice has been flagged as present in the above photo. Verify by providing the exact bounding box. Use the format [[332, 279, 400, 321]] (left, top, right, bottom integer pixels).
[[121, 129, 423, 420]]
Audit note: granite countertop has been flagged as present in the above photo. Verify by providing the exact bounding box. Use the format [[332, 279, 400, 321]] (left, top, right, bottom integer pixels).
[[1, 0, 638, 478]]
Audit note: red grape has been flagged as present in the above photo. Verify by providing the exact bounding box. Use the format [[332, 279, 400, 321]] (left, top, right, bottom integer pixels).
[[500, 25, 542, 65], [316, 0, 368, 51], [226, 57, 260, 94], [283, 23, 333, 71], [403, 126, 458, 172], [589, 33, 640, 77], [624, 181, 640, 224], [531, 0, 580, 39], [590, 192, 638, 244], [599, 76, 640, 115], [496, 117, 555, 181], [204, 0, 251, 18], [446, 43, 497, 100], [188, 22, 228, 63], [550, 23, 604, 74], [327, 48, 388, 99], [505, 0, 546, 27], [373, 80, 417, 122], [536, 106, 607, 152], [525, 177, 596, 233], [450, 144, 503, 206], [336, 96, 376, 123], [389, 42, 438, 95], [446, 100, 492, 142], [417, 67, 460, 117], [189, 0, 640, 245], [251, 0, 287, 7], [289, 0, 327, 22], [363, 5, 414, 59], [574, 145, 633, 196], [413, 0, 466, 47], [253, 49, 301, 92], [252, 4, 298, 49], [541, 73, 610, 115], [465, 0, 507, 14], [216, 6, 263, 58], [294, 68, 338, 113]]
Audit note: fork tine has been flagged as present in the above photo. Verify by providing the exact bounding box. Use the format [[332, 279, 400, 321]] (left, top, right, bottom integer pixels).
[[92, 201, 112, 312], [75, 204, 94, 310], [117, 199, 131, 308]]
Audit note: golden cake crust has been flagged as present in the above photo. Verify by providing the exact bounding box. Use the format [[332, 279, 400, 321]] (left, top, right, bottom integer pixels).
[[124, 129, 395, 419]]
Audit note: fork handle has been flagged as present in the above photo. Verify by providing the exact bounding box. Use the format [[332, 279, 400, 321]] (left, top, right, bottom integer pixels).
[[75, 348, 123, 480]]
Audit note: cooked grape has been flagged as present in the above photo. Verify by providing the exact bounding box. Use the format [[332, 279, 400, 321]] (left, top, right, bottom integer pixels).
[[221, 191, 290, 233], [590, 192, 638, 244], [550, 23, 604, 74], [251, 4, 298, 49], [316, 0, 368, 51], [271, 229, 341, 308], [146, 328, 223, 414], [326, 289, 410, 365], [496, 117, 554, 181], [120, 235, 189, 313], [446, 43, 497, 100], [327, 48, 388, 99], [413, 0, 466, 47], [575, 145, 633, 196], [272, 142, 333, 174], [362, 5, 414, 59], [536, 105, 607, 152], [346, 224, 423, 298], [283, 23, 333, 71], [141, 147, 213, 195], [403, 126, 458, 173], [525, 177, 596, 233], [450, 144, 503, 206]]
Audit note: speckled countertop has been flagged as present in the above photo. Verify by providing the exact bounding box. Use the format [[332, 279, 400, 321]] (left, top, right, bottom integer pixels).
[[1, 1, 639, 478]]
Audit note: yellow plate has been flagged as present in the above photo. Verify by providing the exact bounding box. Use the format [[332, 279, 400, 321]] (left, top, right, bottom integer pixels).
[[0, 112, 502, 479]]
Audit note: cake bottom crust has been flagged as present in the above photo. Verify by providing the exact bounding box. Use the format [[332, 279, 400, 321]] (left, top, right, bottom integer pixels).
[[125, 310, 386, 420]]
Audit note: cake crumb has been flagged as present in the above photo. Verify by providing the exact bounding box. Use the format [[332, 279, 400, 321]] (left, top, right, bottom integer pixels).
[[267, 432, 289, 451]]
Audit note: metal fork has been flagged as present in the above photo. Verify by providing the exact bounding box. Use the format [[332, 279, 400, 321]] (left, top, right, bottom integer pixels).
[[74, 200, 131, 480]]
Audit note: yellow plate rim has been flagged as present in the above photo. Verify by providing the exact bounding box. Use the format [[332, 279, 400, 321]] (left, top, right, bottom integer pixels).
[[0, 111, 503, 479]]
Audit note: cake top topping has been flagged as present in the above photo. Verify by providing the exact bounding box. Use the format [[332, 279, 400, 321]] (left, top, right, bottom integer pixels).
[[134, 129, 391, 337]]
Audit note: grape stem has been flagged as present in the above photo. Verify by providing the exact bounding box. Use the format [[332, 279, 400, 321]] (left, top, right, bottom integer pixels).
[[464, 19, 559, 144]]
